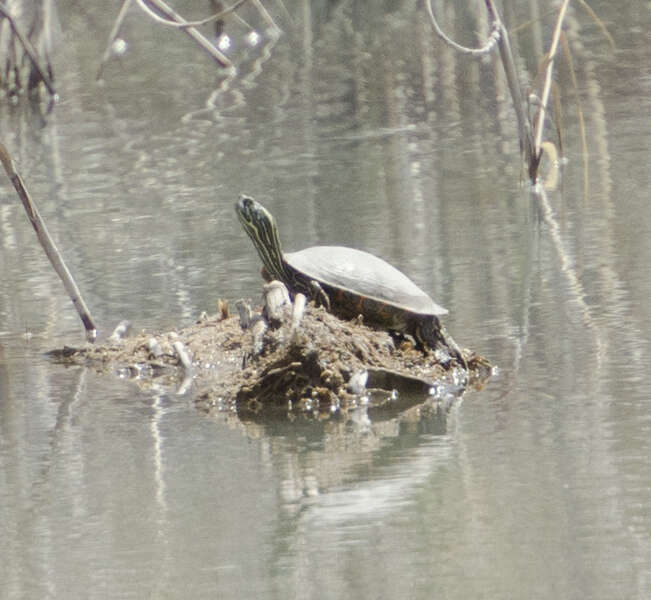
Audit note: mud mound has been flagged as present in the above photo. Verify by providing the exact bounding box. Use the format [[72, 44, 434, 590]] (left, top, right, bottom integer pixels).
[[49, 298, 491, 417]]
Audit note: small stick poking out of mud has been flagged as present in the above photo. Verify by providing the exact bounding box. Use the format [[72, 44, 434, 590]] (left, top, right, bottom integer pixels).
[[0, 141, 98, 342]]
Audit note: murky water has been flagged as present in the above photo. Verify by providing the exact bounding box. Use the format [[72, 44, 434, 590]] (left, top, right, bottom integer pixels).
[[1, 2, 650, 598]]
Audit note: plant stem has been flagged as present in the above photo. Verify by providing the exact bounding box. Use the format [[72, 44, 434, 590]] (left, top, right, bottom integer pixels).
[[0, 142, 97, 342]]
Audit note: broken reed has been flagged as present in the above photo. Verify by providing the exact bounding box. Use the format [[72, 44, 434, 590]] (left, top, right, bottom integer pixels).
[[0, 141, 97, 342]]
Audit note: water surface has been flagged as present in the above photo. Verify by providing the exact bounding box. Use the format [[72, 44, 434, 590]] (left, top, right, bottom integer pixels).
[[1, 2, 650, 598]]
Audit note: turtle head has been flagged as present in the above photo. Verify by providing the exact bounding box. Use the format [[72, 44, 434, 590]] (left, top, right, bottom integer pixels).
[[236, 195, 287, 282]]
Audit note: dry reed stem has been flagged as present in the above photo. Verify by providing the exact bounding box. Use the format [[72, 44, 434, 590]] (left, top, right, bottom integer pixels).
[[533, 0, 570, 158], [577, 0, 615, 51], [0, 4, 55, 96], [99, 0, 235, 77], [135, 0, 249, 29], [97, 0, 133, 80], [425, 0, 538, 179], [135, 0, 232, 67], [0, 142, 98, 342], [425, 0, 499, 55]]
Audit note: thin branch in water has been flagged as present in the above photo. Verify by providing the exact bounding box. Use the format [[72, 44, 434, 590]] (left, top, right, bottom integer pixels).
[[425, 0, 499, 56], [100, 0, 232, 69], [212, 0, 255, 31], [135, 0, 232, 67], [483, 0, 536, 177], [230, 10, 255, 31], [424, 0, 536, 178], [250, 0, 281, 33], [136, 0, 249, 29], [510, 7, 563, 34], [97, 0, 133, 81], [533, 0, 570, 158], [577, 0, 615, 51], [0, 142, 97, 343], [0, 4, 56, 96]]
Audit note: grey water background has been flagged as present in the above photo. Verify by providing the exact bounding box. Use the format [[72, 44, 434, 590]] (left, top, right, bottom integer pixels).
[[1, 2, 650, 598]]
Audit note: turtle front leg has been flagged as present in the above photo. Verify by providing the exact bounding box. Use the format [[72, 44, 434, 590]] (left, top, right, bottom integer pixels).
[[309, 280, 331, 311], [415, 316, 467, 370]]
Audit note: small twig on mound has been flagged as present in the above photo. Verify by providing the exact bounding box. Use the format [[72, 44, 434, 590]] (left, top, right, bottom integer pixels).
[[262, 280, 291, 327], [289, 292, 306, 342], [0, 142, 97, 342], [109, 320, 132, 342], [172, 340, 193, 372]]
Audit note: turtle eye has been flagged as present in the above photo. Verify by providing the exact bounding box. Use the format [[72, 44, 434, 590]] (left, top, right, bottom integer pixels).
[[238, 195, 254, 213]]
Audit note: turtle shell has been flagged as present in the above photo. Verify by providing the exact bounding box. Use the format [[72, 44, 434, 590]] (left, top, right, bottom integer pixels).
[[284, 246, 448, 318]]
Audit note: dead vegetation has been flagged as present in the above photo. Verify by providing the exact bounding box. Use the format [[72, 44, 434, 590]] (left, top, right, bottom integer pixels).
[[48, 296, 491, 418]]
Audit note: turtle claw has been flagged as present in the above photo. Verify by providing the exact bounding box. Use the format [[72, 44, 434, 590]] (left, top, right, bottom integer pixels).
[[309, 279, 331, 311], [416, 317, 467, 370]]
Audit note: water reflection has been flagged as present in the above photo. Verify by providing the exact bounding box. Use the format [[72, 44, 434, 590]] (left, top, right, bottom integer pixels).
[[274, 420, 452, 521], [1, 0, 650, 598]]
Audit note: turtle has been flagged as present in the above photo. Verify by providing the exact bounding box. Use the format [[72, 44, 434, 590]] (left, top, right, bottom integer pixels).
[[235, 195, 466, 367]]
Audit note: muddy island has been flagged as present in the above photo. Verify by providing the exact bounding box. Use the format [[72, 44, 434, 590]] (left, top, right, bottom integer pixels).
[[48, 284, 492, 419]]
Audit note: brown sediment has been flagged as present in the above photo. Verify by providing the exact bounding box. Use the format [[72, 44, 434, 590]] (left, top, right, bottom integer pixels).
[[48, 298, 491, 417]]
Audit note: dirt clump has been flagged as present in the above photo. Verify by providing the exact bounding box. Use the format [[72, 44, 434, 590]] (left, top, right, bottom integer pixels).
[[49, 296, 491, 416]]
